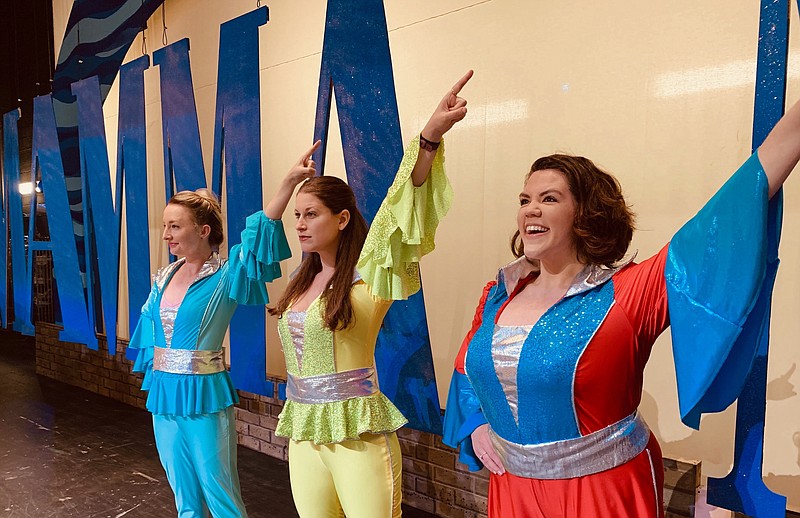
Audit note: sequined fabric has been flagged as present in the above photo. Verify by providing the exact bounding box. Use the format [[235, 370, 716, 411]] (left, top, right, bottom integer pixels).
[[152, 347, 226, 375], [564, 255, 635, 298], [275, 137, 455, 443], [278, 300, 335, 377], [277, 299, 407, 444], [491, 324, 532, 424], [465, 277, 617, 444], [153, 252, 223, 290], [488, 411, 651, 479], [159, 305, 179, 347], [357, 135, 453, 300], [275, 393, 407, 445], [286, 368, 379, 404], [287, 311, 306, 373]]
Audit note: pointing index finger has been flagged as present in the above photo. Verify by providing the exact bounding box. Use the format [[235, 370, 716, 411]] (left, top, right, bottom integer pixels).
[[450, 69, 474, 96], [300, 140, 322, 165]]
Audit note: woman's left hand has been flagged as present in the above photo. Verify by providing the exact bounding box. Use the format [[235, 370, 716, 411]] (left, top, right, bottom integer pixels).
[[421, 70, 474, 143]]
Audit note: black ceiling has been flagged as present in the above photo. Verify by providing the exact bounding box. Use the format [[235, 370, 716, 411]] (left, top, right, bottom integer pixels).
[[0, 0, 55, 115]]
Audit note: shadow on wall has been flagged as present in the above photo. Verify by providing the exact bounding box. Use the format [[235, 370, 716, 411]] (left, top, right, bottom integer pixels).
[[639, 390, 736, 477], [640, 361, 800, 514]]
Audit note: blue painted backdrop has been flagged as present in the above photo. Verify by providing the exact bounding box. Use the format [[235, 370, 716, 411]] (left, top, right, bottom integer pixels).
[[0, 3, 794, 511]]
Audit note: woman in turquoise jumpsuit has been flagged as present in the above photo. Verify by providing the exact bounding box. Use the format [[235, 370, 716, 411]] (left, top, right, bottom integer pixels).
[[128, 189, 290, 517]]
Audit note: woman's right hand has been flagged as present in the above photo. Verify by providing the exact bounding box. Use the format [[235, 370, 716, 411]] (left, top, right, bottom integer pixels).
[[283, 140, 321, 187], [471, 424, 505, 476], [265, 140, 322, 220]]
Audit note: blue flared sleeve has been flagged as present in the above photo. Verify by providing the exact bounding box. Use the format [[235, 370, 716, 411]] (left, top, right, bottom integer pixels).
[[666, 151, 782, 429], [443, 370, 488, 471], [228, 211, 292, 305], [127, 284, 159, 390]]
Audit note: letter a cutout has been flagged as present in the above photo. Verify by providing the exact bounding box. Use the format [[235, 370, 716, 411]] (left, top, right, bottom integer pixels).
[[313, 0, 442, 434]]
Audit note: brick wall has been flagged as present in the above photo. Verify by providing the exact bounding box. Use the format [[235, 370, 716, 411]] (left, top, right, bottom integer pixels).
[[35, 323, 147, 411], [35, 322, 700, 517]]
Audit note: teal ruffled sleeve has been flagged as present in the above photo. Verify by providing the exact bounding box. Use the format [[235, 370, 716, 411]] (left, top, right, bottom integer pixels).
[[666, 151, 781, 429], [128, 285, 159, 390], [357, 135, 454, 300], [228, 211, 292, 305]]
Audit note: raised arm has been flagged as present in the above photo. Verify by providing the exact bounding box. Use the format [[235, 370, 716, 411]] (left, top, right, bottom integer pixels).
[[411, 70, 474, 186], [264, 140, 321, 219], [757, 99, 800, 198]]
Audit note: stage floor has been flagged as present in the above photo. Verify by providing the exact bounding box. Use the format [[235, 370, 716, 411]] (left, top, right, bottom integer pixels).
[[0, 329, 434, 518]]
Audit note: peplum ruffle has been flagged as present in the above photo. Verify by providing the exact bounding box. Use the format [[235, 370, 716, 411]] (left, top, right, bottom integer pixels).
[[275, 392, 407, 444], [357, 135, 453, 301], [229, 211, 291, 305], [145, 370, 239, 416]]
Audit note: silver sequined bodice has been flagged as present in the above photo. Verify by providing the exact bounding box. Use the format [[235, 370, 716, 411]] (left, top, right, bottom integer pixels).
[[287, 311, 307, 372], [159, 304, 180, 348], [492, 324, 533, 424]]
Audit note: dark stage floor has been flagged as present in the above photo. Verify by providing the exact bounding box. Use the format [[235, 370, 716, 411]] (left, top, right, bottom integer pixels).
[[0, 330, 435, 518]]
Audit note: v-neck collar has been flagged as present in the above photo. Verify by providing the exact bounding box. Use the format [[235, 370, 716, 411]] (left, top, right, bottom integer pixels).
[[154, 252, 223, 291], [496, 252, 637, 299]]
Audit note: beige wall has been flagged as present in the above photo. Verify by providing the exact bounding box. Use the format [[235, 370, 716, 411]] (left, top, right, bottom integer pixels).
[[55, 0, 800, 510]]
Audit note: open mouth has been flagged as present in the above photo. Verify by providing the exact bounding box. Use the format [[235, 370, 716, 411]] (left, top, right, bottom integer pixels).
[[525, 225, 549, 235]]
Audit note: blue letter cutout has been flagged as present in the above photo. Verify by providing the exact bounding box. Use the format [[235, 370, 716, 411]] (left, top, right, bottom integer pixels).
[[117, 55, 152, 349], [30, 96, 96, 347], [706, 0, 788, 514], [211, 7, 272, 395], [313, 0, 442, 434], [4, 109, 34, 335], [0, 113, 7, 328], [153, 38, 207, 197], [72, 76, 121, 355]]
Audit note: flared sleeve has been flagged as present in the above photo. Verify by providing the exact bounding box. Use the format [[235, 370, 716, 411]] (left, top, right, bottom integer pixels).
[[443, 281, 495, 471], [128, 284, 159, 390], [666, 151, 782, 429], [357, 135, 454, 300], [228, 210, 292, 305], [444, 371, 488, 471]]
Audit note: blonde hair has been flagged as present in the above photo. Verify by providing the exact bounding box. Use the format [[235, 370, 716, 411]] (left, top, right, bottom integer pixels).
[[168, 189, 224, 249]]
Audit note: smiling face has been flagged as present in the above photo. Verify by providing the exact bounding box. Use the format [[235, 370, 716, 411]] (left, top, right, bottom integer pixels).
[[294, 192, 349, 259], [517, 168, 579, 265], [162, 203, 210, 259]]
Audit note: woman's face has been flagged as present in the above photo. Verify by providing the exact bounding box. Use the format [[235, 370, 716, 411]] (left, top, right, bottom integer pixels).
[[162, 204, 209, 259], [517, 169, 578, 264], [294, 192, 348, 257]]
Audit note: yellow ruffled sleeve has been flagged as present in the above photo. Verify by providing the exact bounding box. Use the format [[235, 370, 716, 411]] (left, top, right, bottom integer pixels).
[[356, 135, 453, 300]]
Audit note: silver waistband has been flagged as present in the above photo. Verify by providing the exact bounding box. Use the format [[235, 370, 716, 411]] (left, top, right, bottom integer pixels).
[[153, 347, 226, 375], [489, 411, 651, 479], [286, 367, 379, 404]]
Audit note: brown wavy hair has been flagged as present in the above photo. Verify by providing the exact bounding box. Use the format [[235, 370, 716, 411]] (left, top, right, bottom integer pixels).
[[268, 176, 368, 331], [168, 188, 225, 250], [511, 154, 635, 267]]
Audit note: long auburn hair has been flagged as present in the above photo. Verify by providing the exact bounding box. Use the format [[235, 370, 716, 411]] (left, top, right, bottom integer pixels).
[[268, 176, 368, 330], [510, 154, 635, 267]]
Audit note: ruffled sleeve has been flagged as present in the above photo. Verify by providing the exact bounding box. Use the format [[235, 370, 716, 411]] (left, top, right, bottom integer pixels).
[[128, 284, 159, 390], [228, 211, 292, 305], [666, 151, 781, 429], [357, 135, 453, 300]]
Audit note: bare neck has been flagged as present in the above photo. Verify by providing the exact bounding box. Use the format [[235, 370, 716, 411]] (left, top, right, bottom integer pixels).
[[181, 250, 213, 275], [533, 258, 585, 291]]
